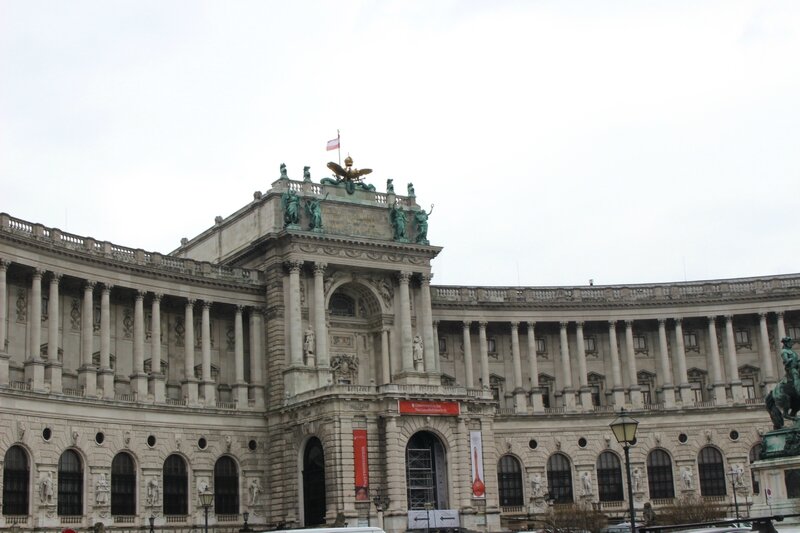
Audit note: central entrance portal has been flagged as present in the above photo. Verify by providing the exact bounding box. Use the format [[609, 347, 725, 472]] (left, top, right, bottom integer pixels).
[[302, 437, 326, 526]]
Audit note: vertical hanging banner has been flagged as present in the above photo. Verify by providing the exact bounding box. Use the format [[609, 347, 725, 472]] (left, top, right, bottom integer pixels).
[[470, 431, 485, 498], [353, 429, 369, 500]]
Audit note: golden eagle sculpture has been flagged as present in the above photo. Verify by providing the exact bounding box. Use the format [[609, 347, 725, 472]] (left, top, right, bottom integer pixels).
[[323, 155, 376, 194]]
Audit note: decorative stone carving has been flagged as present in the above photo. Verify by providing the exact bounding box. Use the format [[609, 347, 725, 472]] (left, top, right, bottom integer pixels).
[[17, 421, 25, 440], [146, 476, 160, 506], [95, 473, 110, 506], [413, 335, 424, 370], [16, 287, 27, 322], [330, 354, 359, 383], [530, 473, 543, 497], [39, 472, 54, 505], [197, 478, 210, 495], [122, 307, 133, 338], [175, 315, 185, 347], [632, 467, 643, 493], [581, 471, 593, 496], [248, 478, 262, 507], [681, 466, 694, 489]]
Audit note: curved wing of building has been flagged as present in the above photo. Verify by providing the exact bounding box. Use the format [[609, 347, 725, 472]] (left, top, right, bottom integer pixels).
[[0, 173, 789, 531]]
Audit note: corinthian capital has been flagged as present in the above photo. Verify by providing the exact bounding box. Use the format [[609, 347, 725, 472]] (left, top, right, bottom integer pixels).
[[286, 260, 303, 274], [313, 262, 327, 275]]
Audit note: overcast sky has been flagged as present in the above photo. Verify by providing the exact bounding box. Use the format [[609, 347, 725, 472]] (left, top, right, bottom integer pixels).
[[2, 1, 799, 288]]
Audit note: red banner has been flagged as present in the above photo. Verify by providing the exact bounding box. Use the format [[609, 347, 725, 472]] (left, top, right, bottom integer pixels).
[[353, 429, 369, 500], [398, 400, 460, 416]]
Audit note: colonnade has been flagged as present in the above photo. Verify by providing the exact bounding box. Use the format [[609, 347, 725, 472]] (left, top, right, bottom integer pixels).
[[0, 261, 264, 408], [450, 314, 783, 412]]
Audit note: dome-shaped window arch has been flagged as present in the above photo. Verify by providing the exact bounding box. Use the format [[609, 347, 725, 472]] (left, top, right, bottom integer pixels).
[[111, 452, 136, 516], [647, 449, 675, 499], [163, 454, 188, 516], [214, 456, 239, 515], [596, 451, 623, 502], [698, 446, 726, 497], [2, 445, 30, 516], [497, 455, 524, 506], [58, 450, 83, 516], [547, 453, 573, 504]]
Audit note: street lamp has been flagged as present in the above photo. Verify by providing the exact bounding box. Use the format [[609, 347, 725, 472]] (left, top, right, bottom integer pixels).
[[727, 469, 741, 521], [199, 491, 214, 533], [423, 502, 434, 533], [372, 489, 390, 531], [241, 511, 250, 532], [610, 408, 639, 533]]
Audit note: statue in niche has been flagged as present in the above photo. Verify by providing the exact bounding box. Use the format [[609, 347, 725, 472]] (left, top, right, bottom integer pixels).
[[389, 200, 407, 241], [413, 335, 424, 370], [681, 466, 694, 489], [95, 474, 110, 505], [39, 472, 54, 504], [249, 478, 262, 506], [279, 163, 288, 179], [281, 189, 301, 227], [581, 471, 593, 496], [303, 326, 315, 362], [632, 467, 643, 492], [531, 473, 543, 497], [386, 178, 394, 194], [146, 476, 160, 506], [414, 204, 434, 245]]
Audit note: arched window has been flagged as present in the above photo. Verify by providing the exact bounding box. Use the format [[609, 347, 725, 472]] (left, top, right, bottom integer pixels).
[[497, 455, 523, 506], [58, 450, 83, 516], [163, 455, 188, 516], [303, 437, 326, 526], [698, 446, 726, 497], [647, 449, 675, 499], [749, 444, 762, 494], [597, 452, 623, 502], [111, 452, 136, 516], [547, 453, 573, 504], [2, 446, 30, 516], [406, 431, 449, 511], [329, 294, 355, 317], [214, 457, 239, 515]]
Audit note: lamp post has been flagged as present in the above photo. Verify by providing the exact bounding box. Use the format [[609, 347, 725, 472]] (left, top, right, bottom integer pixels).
[[149, 514, 155, 533], [727, 469, 741, 521], [423, 502, 434, 533], [610, 408, 639, 533], [199, 491, 214, 533], [241, 511, 250, 532], [372, 489, 390, 531]]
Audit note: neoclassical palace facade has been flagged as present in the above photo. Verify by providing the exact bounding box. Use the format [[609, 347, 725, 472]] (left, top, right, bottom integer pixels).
[[0, 172, 793, 532]]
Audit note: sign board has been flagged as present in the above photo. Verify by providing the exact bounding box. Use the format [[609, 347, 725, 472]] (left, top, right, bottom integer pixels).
[[353, 429, 369, 500], [398, 400, 460, 416], [407, 510, 461, 529]]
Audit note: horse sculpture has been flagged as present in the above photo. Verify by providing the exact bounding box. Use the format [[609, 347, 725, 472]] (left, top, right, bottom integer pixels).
[[765, 337, 800, 430]]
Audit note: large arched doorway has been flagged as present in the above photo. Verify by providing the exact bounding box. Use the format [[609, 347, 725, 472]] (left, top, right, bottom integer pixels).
[[302, 437, 326, 526], [406, 431, 449, 510]]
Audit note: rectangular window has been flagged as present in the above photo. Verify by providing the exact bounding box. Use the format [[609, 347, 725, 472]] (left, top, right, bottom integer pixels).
[[691, 382, 704, 402], [536, 338, 546, 354], [541, 387, 551, 409], [742, 378, 757, 399], [584, 336, 597, 354], [438, 337, 446, 354], [684, 331, 699, 351], [591, 386, 601, 407], [487, 337, 497, 353], [735, 329, 751, 348], [788, 326, 800, 342], [640, 385, 652, 405], [633, 335, 647, 353]]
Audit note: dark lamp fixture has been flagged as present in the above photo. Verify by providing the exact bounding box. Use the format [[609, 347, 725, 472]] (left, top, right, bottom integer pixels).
[[609, 408, 639, 444], [200, 491, 214, 507]]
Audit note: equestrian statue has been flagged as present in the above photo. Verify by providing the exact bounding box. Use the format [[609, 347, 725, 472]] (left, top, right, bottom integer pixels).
[[765, 336, 800, 430]]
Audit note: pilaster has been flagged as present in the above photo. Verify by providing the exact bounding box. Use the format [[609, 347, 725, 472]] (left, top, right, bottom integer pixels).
[[150, 293, 166, 403], [47, 272, 62, 393], [130, 290, 148, 399], [182, 299, 199, 405], [78, 281, 97, 397]]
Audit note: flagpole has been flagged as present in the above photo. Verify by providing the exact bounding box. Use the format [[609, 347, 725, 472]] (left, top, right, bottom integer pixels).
[[337, 129, 341, 166]]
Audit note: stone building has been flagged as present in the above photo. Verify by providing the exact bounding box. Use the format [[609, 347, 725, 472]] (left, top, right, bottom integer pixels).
[[0, 169, 791, 532]]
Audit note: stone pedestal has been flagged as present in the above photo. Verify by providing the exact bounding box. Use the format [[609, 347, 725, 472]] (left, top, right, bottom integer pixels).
[[45, 360, 62, 393], [201, 380, 216, 406], [150, 373, 166, 403], [0, 352, 9, 386], [233, 381, 248, 407], [24, 358, 46, 391], [79, 365, 98, 396], [530, 388, 544, 412], [611, 387, 626, 407], [182, 377, 199, 405], [750, 454, 800, 519], [514, 389, 528, 413], [99, 368, 114, 399], [578, 387, 593, 410], [131, 371, 148, 399]]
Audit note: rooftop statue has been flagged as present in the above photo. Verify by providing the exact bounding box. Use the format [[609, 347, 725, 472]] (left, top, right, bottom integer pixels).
[[766, 336, 800, 430], [280, 162, 288, 179], [414, 204, 434, 245], [389, 200, 407, 242], [281, 189, 301, 228], [323, 155, 376, 194], [305, 193, 328, 232]]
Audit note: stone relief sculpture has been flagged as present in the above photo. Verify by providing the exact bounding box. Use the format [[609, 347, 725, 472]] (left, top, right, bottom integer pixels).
[[249, 478, 262, 506], [197, 478, 210, 495], [681, 466, 694, 489], [39, 472, 54, 504], [146, 476, 160, 506], [732, 464, 744, 487], [581, 471, 593, 496], [303, 326, 315, 363], [95, 473, 110, 505], [414, 204, 434, 245], [281, 189, 301, 228], [413, 335, 424, 370], [330, 354, 359, 383], [632, 467, 642, 492], [389, 200, 407, 242], [530, 473, 543, 497]]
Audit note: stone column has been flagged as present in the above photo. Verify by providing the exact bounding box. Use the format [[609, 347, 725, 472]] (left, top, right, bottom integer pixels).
[[456, 417, 472, 510], [559, 321, 576, 408], [182, 299, 198, 404], [150, 293, 165, 403], [510, 322, 526, 412], [758, 313, 777, 389], [201, 300, 215, 405], [432, 321, 440, 373], [288, 261, 303, 367], [381, 328, 391, 384], [313, 262, 329, 369], [419, 274, 437, 373], [624, 321, 642, 407], [384, 416, 406, 514], [608, 321, 626, 406], [78, 281, 97, 396], [46, 273, 62, 393], [131, 290, 148, 398], [398, 271, 414, 373], [575, 322, 591, 409], [673, 319, 691, 404], [249, 308, 265, 407], [0, 259, 8, 387], [527, 322, 543, 411], [479, 321, 490, 390], [233, 306, 248, 406], [463, 321, 474, 388], [776, 312, 786, 374], [723, 315, 743, 401], [707, 316, 726, 404], [99, 284, 114, 399], [657, 319, 676, 407], [25, 269, 46, 391]]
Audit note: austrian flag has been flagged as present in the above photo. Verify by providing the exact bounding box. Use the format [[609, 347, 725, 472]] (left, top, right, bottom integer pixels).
[[326, 137, 340, 151]]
